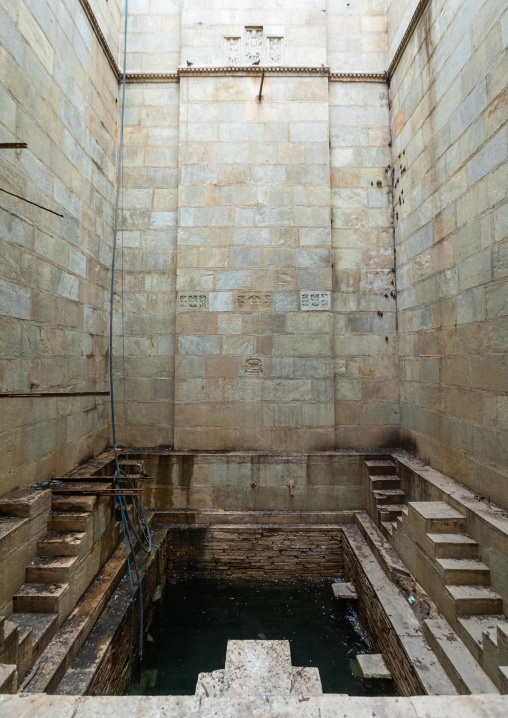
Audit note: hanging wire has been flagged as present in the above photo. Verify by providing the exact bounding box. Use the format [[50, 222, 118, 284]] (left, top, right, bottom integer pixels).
[[109, 0, 151, 680]]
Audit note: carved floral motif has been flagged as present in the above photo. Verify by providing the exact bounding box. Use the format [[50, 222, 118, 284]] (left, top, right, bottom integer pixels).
[[225, 37, 241, 65], [268, 37, 283, 65], [236, 293, 273, 311]]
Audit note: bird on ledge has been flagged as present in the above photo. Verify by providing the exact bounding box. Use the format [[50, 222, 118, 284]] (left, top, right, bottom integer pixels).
[[252, 59, 260, 65], [186, 60, 193, 66]]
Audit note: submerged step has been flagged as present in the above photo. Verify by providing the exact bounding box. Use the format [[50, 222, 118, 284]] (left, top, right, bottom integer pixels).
[[37, 531, 87, 558], [13, 583, 69, 614], [424, 618, 499, 695], [446, 585, 503, 616], [364, 460, 396, 475], [26, 556, 78, 583], [426, 533, 479, 559], [436, 559, 490, 586]]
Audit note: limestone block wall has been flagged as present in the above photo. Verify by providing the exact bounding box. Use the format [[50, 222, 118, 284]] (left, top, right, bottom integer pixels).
[[121, 0, 181, 74], [0, 0, 118, 496], [329, 80, 399, 448], [327, 0, 388, 73], [390, 0, 508, 508], [114, 82, 179, 447], [175, 73, 334, 450], [181, 0, 327, 67]]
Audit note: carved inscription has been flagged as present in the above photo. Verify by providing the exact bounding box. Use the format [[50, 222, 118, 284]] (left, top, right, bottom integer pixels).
[[245, 27, 262, 64], [268, 37, 283, 65], [235, 293, 273, 311], [178, 293, 208, 311], [225, 37, 241, 65], [300, 291, 331, 311], [245, 358, 263, 375]]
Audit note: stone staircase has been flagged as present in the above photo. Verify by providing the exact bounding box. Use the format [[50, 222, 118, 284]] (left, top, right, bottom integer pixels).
[[0, 484, 117, 690], [364, 458, 406, 538], [390, 500, 508, 692]]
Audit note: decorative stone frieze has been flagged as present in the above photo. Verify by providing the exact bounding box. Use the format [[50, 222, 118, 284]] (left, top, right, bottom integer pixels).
[[235, 293, 274, 312], [245, 358, 263, 375], [178, 293, 208, 311], [245, 27, 263, 64], [300, 291, 331, 311], [268, 37, 283, 65], [224, 38, 241, 65]]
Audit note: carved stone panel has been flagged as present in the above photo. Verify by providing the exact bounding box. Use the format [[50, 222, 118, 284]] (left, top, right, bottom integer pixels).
[[300, 291, 331, 311], [178, 293, 208, 311], [224, 37, 241, 65], [245, 358, 263, 375], [245, 27, 262, 64], [235, 293, 273, 311], [268, 37, 283, 65]]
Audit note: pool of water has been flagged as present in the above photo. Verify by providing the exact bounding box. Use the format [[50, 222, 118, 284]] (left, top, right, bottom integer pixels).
[[128, 577, 394, 696]]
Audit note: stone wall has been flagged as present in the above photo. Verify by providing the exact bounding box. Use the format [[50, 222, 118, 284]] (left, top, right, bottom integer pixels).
[[329, 80, 399, 448], [327, 0, 388, 73], [166, 524, 343, 578], [389, 0, 508, 509], [0, 0, 118, 496], [137, 451, 370, 512], [114, 81, 179, 447]]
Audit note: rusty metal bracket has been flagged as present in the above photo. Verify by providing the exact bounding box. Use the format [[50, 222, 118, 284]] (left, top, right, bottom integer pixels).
[[0, 143, 27, 149], [257, 70, 265, 101]]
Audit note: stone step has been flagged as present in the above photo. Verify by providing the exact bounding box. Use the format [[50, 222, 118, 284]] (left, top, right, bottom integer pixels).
[[48, 512, 91, 532], [380, 521, 396, 539], [0, 516, 29, 557], [10, 617, 33, 681], [407, 501, 466, 535], [26, 556, 78, 584], [37, 531, 87, 558], [13, 583, 69, 614], [436, 559, 490, 586], [364, 459, 396, 475], [426, 533, 479, 559], [483, 622, 508, 679], [0, 620, 18, 665], [369, 475, 401, 491], [51, 495, 98, 513], [0, 663, 17, 693], [8, 613, 58, 660], [499, 666, 508, 694], [457, 616, 506, 663], [446, 585, 503, 616], [0, 488, 51, 518], [378, 504, 403, 522], [373, 489, 405, 506], [424, 618, 499, 695]]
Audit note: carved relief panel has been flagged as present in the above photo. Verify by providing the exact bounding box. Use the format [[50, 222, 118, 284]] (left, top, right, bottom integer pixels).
[[245, 27, 263, 64]]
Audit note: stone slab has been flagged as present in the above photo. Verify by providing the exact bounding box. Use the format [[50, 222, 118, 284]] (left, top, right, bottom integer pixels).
[[332, 582, 357, 599], [356, 653, 392, 679]]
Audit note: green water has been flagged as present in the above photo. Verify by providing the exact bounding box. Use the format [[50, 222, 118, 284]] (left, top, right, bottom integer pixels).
[[128, 577, 394, 696]]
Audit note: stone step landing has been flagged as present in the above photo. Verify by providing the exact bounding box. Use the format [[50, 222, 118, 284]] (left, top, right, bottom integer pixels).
[[424, 618, 499, 695]]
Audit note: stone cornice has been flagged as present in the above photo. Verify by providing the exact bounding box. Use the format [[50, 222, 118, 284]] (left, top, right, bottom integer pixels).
[[330, 72, 387, 83], [387, 0, 432, 80], [125, 73, 179, 84], [178, 65, 331, 77], [78, 0, 121, 81]]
